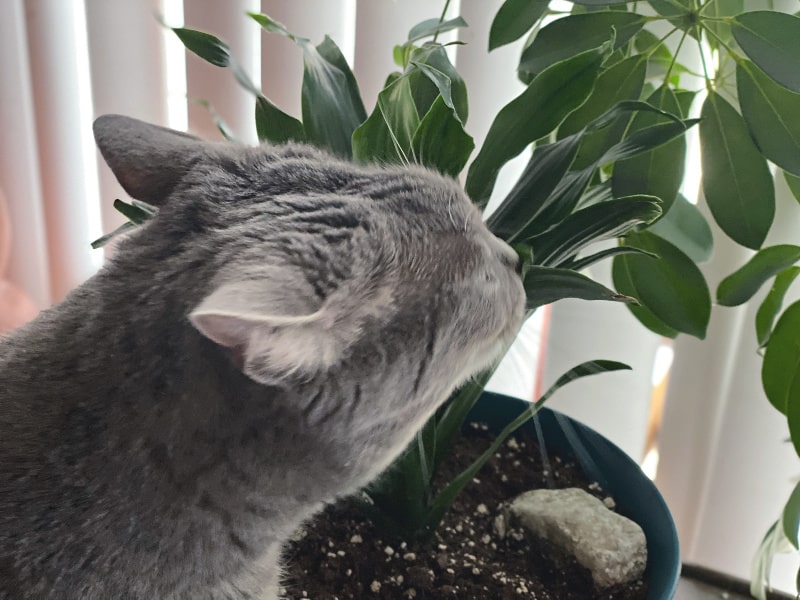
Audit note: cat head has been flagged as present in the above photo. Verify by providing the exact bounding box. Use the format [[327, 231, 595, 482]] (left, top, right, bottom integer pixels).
[[93, 115, 524, 396]]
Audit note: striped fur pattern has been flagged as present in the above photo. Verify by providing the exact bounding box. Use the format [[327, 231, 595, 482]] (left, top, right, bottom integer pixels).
[[0, 115, 524, 599]]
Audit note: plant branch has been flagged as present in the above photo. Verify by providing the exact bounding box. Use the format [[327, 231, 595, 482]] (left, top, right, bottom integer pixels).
[[432, 0, 453, 43], [696, 34, 712, 89], [701, 22, 743, 62], [664, 28, 689, 86]]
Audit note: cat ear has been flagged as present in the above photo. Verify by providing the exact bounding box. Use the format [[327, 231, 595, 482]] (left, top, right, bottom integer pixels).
[[189, 272, 348, 386], [93, 114, 212, 206]]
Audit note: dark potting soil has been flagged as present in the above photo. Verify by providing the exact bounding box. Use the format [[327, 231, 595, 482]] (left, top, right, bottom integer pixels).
[[280, 423, 648, 599]]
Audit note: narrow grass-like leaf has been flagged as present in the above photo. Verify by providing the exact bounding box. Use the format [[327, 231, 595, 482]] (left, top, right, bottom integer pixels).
[[489, 0, 549, 50], [518, 13, 645, 81], [616, 232, 711, 338], [647, 194, 713, 264], [91, 221, 137, 249], [530, 196, 662, 266], [612, 86, 687, 216], [700, 91, 774, 249], [717, 245, 800, 306], [757, 267, 800, 346], [466, 47, 605, 206], [762, 300, 800, 414], [524, 266, 637, 310], [424, 360, 631, 532], [732, 11, 800, 93], [567, 246, 657, 271], [411, 95, 474, 177], [600, 117, 699, 164], [738, 60, 800, 177]]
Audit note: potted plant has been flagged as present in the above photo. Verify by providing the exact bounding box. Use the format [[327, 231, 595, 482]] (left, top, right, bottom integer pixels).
[[94, 0, 800, 596]]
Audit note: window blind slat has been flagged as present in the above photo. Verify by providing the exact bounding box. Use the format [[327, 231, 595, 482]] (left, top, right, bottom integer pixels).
[[0, 0, 51, 308]]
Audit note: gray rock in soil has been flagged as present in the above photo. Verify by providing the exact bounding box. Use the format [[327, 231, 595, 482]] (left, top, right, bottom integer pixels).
[[508, 487, 647, 588]]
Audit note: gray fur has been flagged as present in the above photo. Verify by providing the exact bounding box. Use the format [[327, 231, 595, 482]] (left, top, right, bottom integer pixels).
[[0, 115, 524, 599]]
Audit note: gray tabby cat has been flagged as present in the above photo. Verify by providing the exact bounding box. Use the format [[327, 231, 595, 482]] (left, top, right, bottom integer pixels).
[[0, 115, 524, 599]]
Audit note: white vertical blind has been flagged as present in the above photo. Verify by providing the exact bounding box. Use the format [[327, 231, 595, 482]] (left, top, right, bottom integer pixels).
[[24, 0, 101, 301], [85, 0, 170, 238], [0, 0, 51, 308], [184, 0, 261, 143]]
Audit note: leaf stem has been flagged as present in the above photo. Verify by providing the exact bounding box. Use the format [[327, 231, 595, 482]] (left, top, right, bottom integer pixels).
[[701, 22, 743, 62], [433, 0, 453, 43], [664, 28, 689, 86], [644, 25, 679, 58], [696, 33, 712, 90]]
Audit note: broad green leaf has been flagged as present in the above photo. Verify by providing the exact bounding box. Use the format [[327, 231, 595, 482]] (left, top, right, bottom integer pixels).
[[407, 16, 468, 43], [738, 61, 800, 177], [299, 42, 365, 156], [171, 27, 231, 67], [518, 13, 645, 81], [782, 480, 800, 548], [756, 267, 800, 346], [717, 245, 800, 306], [255, 96, 305, 144], [700, 91, 774, 250], [425, 360, 630, 532], [352, 75, 419, 165], [704, 0, 743, 51], [486, 134, 582, 240], [599, 117, 699, 164], [612, 251, 680, 338], [530, 196, 663, 266], [559, 54, 646, 140], [762, 300, 800, 414], [612, 85, 687, 216], [647, 194, 713, 264], [466, 47, 605, 206], [521, 167, 596, 239], [408, 44, 468, 124], [523, 265, 637, 310], [732, 12, 800, 93], [616, 231, 711, 338], [411, 95, 474, 177], [489, 0, 549, 50], [786, 171, 800, 203]]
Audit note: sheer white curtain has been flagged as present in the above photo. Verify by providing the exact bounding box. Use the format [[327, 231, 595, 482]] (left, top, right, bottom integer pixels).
[[1, 0, 796, 591]]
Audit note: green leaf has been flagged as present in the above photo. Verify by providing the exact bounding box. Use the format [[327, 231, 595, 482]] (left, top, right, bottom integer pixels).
[[756, 267, 800, 346], [782, 480, 800, 548], [717, 245, 800, 306], [616, 231, 711, 338], [194, 99, 238, 141], [486, 134, 582, 240], [600, 117, 699, 164], [171, 27, 231, 67], [113, 198, 154, 225], [738, 60, 800, 177], [786, 171, 800, 203], [647, 194, 713, 264], [647, 0, 698, 41], [612, 85, 687, 216], [408, 44, 468, 124], [732, 11, 800, 93], [559, 54, 646, 140], [424, 360, 631, 532], [466, 47, 605, 206], [352, 75, 419, 165], [762, 300, 800, 414], [91, 221, 137, 249], [489, 0, 549, 50], [247, 12, 300, 39], [612, 250, 680, 338], [751, 521, 793, 600], [523, 265, 638, 310], [255, 96, 305, 144], [411, 95, 475, 177], [700, 91, 774, 250], [530, 196, 663, 267], [518, 13, 646, 81], [567, 245, 657, 271], [407, 16, 468, 44]]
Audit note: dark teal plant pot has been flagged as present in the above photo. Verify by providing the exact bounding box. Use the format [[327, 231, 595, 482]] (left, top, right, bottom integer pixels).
[[468, 392, 680, 600]]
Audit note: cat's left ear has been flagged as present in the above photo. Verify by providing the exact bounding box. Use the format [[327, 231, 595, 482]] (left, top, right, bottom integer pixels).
[[93, 114, 215, 206], [189, 269, 359, 386]]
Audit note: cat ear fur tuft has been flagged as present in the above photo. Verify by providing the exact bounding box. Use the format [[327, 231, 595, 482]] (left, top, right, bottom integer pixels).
[[93, 114, 213, 206], [189, 275, 345, 386]]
